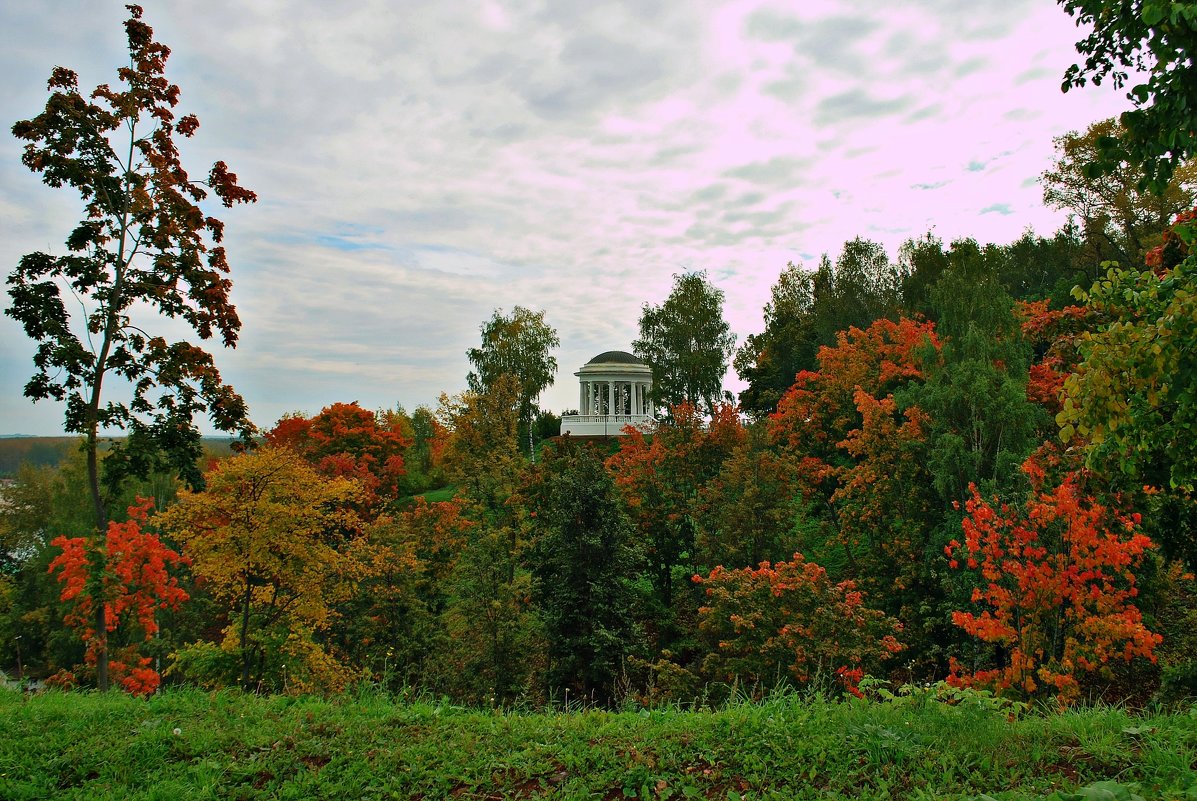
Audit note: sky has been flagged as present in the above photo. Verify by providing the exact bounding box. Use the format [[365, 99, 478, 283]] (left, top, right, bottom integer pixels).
[[0, 1, 1136, 436]]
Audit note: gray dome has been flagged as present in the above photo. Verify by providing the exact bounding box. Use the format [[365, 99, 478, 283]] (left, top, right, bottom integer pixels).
[[586, 350, 644, 365]]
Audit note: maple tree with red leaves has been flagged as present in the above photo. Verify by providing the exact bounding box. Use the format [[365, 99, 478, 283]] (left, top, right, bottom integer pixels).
[[7, 4, 255, 689], [766, 317, 940, 596], [47, 498, 189, 696], [607, 402, 744, 646], [946, 459, 1161, 703], [1017, 300, 1090, 415], [694, 553, 903, 698], [768, 317, 938, 458], [265, 402, 411, 512]]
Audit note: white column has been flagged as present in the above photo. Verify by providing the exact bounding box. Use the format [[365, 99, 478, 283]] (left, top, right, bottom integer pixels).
[[607, 381, 615, 418]]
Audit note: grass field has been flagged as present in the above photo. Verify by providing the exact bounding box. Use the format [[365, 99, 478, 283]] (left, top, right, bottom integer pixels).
[[1, 687, 1195, 800], [417, 485, 457, 503]]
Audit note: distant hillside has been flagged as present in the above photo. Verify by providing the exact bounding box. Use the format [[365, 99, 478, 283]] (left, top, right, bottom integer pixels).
[[0, 437, 79, 475], [0, 436, 239, 476]]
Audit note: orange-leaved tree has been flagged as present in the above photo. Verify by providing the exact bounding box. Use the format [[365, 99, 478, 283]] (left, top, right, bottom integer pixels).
[[767, 317, 939, 598], [265, 402, 410, 513], [946, 460, 1161, 702], [694, 553, 902, 697], [48, 498, 189, 695], [1017, 300, 1090, 416], [607, 402, 744, 648]]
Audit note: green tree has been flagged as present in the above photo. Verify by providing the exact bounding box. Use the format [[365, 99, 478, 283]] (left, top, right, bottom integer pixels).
[[1058, 209, 1197, 548], [820, 238, 904, 336], [404, 405, 442, 491], [0, 463, 78, 681], [0, 464, 56, 575], [445, 375, 525, 519], [898, 233, 951, 319], [523, 441, 643, 703], [6, 6, 256, 688], [737, 240, 905, 418], [438, 376, 541, 703], [694, 431, 804, 570], [912, 243, 1044, 506], [1041, 118, 1195, 264], [635, 272, 736, 415], [1001, 228, 1089, 305], [437, 519, 541, 705], [466, 307, 560, 457], [734, 263, 819, 417], [1059, 0, 1197, 191], [335, 498, 471, 691]]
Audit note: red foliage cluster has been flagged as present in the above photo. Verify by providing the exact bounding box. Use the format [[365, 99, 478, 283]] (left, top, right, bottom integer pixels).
[[401, 497, 474, 586], [47, 499, 189, 695], [1017, 300, 1089, 414], [265, 402, 411, 510], [608, 401, 745, 523], [108, 651, 162, 696], [1145, 206, 1196, 272], [694, 554, 903, 696], [945, 460, 1160, 702], [764, 318, 940, 594], [769, 317, 937, 455]]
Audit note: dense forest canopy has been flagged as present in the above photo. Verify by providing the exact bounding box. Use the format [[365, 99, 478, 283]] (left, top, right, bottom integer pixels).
[[4, 3, 1197, 708]]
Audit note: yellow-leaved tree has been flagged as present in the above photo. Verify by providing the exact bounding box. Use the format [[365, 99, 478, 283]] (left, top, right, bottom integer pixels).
[[157, 446, 376, 692]]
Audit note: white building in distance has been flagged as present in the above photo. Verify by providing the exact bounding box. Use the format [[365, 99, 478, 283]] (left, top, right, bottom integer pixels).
[[559, 350, 655, 437]]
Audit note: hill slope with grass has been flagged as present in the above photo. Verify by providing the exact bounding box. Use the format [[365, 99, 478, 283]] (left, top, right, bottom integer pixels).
[[1, 688, 1195, 800]]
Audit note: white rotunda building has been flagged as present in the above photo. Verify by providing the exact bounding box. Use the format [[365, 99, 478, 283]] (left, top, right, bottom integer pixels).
[[559, 350, 655, 437]]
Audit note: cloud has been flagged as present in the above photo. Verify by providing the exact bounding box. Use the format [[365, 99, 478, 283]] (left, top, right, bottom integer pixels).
[[0, 0, 1137, 434], [521, 34, 667, 119], [815, 89, 915, 125], [724, 157, 811, 185]]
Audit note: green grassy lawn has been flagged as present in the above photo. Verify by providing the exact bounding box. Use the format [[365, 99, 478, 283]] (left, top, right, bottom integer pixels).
[[417, 485, 457, 503], [1, 689, 1195, 800]]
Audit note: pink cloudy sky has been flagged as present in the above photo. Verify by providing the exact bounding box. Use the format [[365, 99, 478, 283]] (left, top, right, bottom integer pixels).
[[1, 1, 1135, 435]]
